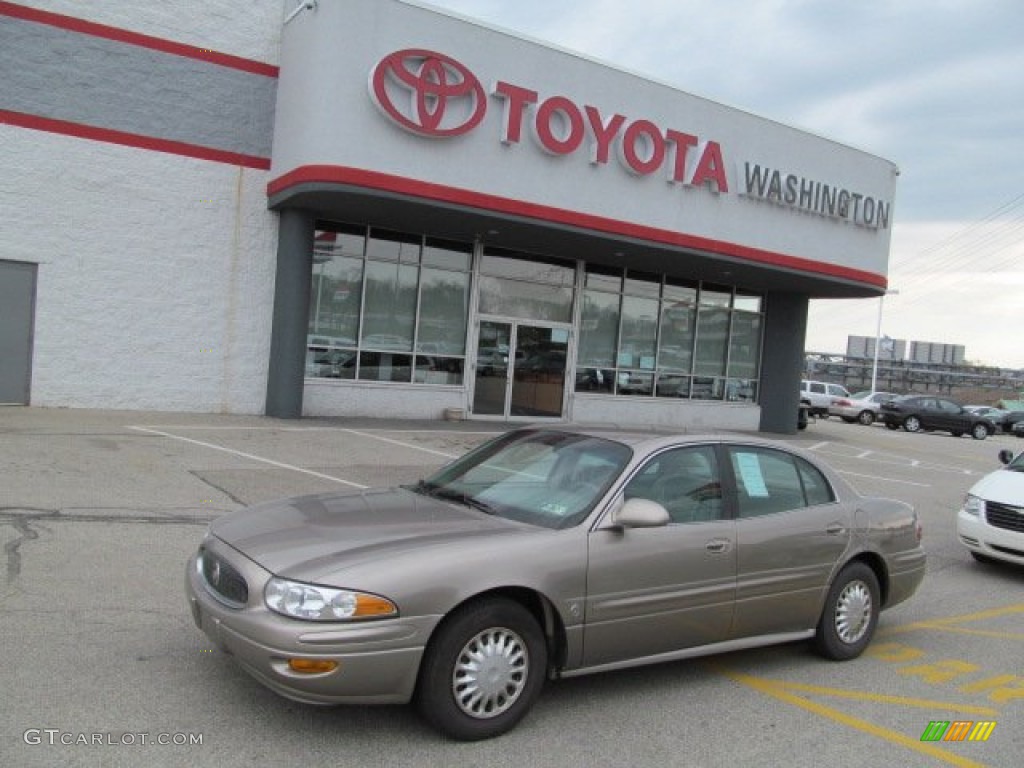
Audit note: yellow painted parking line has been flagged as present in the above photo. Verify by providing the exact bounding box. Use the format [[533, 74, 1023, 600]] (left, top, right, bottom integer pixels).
[[760, 680, 1000, 716], [904, 625, 1024, 641], [721, 669, 992, 768], [879, 603, 1024, 637]]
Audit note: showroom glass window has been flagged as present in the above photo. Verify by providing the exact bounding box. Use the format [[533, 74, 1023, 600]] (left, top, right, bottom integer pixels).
[[576, 266, 763, 402], [477, 247, 575, 323], [307, 223, 471, 385]]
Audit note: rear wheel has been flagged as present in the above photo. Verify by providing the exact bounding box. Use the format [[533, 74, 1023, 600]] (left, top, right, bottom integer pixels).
[[416, 598, 547, 741], [814, 562, 880, 661], [903, 416, 922, 433], [857, 410, 875, 426]]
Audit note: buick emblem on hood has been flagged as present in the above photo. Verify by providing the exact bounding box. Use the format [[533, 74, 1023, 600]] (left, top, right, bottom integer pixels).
[[370, 49, 486, 137]]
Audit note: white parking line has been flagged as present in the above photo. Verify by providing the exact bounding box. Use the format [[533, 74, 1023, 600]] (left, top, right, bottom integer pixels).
[[128, 426, 369, 488], [837, 470, 930, 488], [338, 428, 459, 460]]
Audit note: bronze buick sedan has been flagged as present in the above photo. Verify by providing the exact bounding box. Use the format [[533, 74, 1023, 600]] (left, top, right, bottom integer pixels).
[[186, 427, 925, 740]]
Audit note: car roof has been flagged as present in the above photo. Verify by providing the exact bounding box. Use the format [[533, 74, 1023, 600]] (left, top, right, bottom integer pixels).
[[518, 424, 811, 453]]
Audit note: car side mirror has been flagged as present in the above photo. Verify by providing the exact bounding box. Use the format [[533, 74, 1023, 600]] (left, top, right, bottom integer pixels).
[[612, 498, 670, 528], [998, 449, 1014, 466]]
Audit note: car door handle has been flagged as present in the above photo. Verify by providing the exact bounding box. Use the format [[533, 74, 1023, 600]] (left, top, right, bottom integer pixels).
[[705, 538, 732, 554], [826, 523, 846, 536]]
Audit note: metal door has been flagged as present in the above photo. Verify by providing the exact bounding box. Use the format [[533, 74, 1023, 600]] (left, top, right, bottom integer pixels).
[[0, 261, 37, 405]]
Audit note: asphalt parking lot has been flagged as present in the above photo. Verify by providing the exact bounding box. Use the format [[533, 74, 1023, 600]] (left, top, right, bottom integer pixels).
[[1, 407, 1022, 768]]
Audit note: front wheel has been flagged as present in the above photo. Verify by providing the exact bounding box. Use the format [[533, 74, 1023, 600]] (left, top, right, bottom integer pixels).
[[857, 410, 875, 426], [971, 423, 990, 440], [903, 416, 922, 433], [813, 562, 880, 661], [416, 598, 547, 741]]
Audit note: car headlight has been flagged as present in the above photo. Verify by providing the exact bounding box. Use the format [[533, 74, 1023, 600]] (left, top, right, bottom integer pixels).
[[264, 578, 397, 621], [962, 494, 984, 516]]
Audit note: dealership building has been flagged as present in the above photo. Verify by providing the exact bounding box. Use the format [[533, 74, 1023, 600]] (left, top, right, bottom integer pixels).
[[0, 0, 897, 432]]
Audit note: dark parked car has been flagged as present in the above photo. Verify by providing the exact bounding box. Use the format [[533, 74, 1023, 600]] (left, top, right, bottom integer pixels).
[[880, 395, 995, 440], [1000, 410, 1024, 435]]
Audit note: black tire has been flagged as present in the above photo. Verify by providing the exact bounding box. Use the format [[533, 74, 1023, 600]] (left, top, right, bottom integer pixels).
[[971, 423, 990, 440], [903, 416, 922, 433], [416, 598, 547, 741], [813, 562, 880, 661], [857, 411, 875, 426]]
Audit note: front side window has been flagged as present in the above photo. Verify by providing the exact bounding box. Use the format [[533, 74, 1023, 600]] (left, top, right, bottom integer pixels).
[[624, 446, 723, 524]]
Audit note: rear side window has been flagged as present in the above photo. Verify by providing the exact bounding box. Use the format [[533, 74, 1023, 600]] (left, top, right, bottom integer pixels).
[[727, 446, 836, 518]]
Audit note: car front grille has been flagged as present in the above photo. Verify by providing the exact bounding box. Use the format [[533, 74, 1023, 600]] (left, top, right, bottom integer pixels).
[[986, 501, 1024, 534], [199, 549, 249, 608]]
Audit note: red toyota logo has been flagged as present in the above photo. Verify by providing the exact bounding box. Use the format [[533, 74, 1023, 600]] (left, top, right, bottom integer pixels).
[[370, 49, 486, 138]]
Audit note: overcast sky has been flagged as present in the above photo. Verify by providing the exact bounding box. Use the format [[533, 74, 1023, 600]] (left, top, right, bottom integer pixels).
[[423, 0, 1024, 370]]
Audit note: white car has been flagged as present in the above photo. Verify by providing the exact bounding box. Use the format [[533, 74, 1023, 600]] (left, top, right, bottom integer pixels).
[[957, 449, 1024, 566], [828, 391, 899, 426]]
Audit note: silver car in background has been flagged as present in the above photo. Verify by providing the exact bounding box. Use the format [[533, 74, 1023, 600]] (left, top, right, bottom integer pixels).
[[829, 391, 899, 425], [186, 427, 926, 740]]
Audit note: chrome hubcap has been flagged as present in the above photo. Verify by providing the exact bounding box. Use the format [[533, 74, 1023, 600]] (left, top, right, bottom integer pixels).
[[834, 580, 872, 644], [452, 627, 528, 719]]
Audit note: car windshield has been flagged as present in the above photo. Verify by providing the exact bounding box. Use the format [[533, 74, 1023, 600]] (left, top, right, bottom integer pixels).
[[1007, 452, 1024, 472], [411, 429, 633, 529]]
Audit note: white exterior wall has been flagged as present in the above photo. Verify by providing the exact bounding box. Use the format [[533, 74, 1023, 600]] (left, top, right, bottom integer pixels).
[[15, 0, 286, 63], [304, 381, 467, 420], [2, 1, 284, 413], [572, 396, 761, 432], [1, 125, 278, 413]]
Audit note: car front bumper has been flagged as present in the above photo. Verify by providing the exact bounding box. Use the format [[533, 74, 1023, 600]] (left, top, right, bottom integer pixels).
[[957, 509, 1024, 566], [185, 539, 439, 706]]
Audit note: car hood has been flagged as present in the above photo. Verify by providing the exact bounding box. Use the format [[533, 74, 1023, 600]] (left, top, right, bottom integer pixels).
[[210, 488, 525, 582], [969, 468, 1024, 506]]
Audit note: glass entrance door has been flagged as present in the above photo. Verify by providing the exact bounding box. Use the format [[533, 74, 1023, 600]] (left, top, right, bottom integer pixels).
[[472, 321, 569, 419]]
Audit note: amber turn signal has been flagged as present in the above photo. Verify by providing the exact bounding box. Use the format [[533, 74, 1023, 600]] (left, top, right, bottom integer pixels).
[[287, 658, 339, 674]]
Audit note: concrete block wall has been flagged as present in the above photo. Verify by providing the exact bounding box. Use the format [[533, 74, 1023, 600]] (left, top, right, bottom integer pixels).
[[1, 1, 286, 412]]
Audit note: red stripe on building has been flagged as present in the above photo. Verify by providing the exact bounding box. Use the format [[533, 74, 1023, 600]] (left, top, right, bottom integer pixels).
[[269, 165, 888, 289], [0, 1, 279, 78], [0, 109, 271, 170]]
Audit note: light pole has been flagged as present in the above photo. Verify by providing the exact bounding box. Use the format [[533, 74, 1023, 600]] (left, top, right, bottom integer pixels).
[[870, 289, 899, 392]]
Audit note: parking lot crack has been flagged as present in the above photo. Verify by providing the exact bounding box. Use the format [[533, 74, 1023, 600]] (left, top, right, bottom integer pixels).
[[4, 517, 42, 584], [189, 470, 248, 507]]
